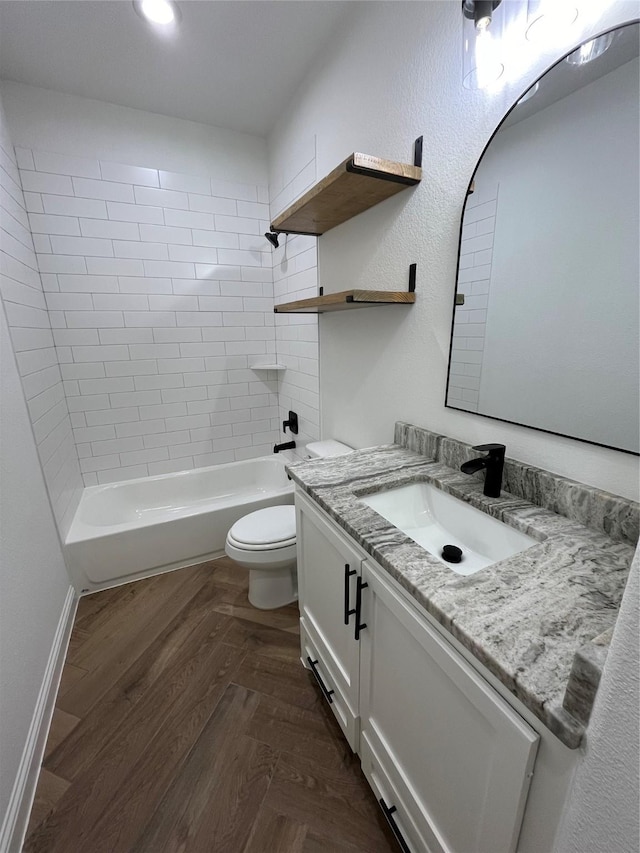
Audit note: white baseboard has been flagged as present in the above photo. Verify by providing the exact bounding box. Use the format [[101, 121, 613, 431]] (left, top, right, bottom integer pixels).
[[0, 586, 77, 853]]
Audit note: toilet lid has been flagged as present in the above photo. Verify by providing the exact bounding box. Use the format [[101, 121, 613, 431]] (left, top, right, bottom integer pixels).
[[229, 505, 296, 546]]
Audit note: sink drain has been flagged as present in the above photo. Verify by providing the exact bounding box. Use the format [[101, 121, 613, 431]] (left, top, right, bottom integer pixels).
[[442, 544, 463, 563]]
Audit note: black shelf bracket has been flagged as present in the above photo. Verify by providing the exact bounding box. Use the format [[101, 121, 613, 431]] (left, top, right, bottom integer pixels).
[[271, 228, 318, 237], [414, 136, 423, 168], [346, 160, 419, 186], [408, 263, 417, 293]]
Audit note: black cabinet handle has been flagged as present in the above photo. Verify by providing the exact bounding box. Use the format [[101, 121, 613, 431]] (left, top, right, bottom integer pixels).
[[379, 798, 411, 853], [354, 576, 368, 641], [307, 656, 335, 705], [344, 564, 357, 625]]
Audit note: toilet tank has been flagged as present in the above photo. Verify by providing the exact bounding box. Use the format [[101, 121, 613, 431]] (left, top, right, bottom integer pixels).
[[306, 439, 353, 459]]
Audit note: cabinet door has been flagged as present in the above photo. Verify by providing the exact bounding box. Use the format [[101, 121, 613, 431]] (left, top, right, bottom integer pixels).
[[296, 492, 363, 717], [359, 560, 539, 853]]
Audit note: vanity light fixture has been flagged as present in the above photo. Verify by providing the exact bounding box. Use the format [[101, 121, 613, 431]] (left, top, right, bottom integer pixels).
[[462, 0, 506, 90], [525, 0, 578, 44], [133, 0, 181, 27], [565, 31, 615, 65], [462, 0, 502, 32]]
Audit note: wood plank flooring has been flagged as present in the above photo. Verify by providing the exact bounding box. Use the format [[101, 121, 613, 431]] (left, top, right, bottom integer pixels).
[[24, 558, 398, 853]]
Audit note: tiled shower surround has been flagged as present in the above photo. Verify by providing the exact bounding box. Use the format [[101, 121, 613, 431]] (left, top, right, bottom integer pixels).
[[272, 231, 319, 456], [16, 147, 284, 485], [270, 136, 320, 459], [0, 105, 83, 534]]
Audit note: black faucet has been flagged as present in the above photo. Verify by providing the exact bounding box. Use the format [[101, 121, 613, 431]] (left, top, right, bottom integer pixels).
[[460, 444, 506, 498]]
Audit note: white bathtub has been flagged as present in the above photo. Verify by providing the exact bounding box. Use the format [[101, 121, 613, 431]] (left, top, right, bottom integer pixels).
[[65, 456, 294, 591]]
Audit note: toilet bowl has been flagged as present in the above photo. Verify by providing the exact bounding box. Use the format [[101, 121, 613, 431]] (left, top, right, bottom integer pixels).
[[226, 505, 298, 609], [225, 439, 353, 609]]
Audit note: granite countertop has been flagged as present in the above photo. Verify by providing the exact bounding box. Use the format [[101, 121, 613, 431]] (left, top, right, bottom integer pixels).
[[287, 442, 637, 749]]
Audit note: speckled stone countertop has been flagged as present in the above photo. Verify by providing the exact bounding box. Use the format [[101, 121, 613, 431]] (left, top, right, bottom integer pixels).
[[287, 426, 638, 749]]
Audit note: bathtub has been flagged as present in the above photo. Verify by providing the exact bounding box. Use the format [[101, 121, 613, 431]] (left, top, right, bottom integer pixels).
[[65, 456, 294, 591]]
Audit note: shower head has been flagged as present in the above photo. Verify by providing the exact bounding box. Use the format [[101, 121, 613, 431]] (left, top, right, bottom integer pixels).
[[265, 231, 280, 249]]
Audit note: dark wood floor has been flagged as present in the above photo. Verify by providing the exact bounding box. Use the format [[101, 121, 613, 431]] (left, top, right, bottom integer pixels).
[[25, 558, 398, 852]]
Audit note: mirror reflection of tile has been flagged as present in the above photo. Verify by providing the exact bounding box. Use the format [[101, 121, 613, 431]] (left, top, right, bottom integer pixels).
[[450, 182, 498, 413]]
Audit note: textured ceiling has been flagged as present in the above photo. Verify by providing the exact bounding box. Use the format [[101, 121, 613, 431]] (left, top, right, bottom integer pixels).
[[0, 0, 352, 136]]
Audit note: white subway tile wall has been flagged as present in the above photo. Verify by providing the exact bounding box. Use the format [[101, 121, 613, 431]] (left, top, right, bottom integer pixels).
[[0, 117, 83, 536], [18, 148, 277, 484], [270, 137, 320, 458], [448, 183, 498, 413]]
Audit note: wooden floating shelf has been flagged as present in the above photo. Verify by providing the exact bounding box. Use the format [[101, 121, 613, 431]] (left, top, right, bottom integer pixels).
[[274, 290, 416, 314], [270, 147, 422, 237]]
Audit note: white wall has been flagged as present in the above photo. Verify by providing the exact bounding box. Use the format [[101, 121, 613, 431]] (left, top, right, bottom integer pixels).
[[554, 546, 639, 853], [0, 91, 82, 534], [0, 294, 72, 836], [473, 59, 639, 453], [2, 84, 280, 483], [268, 1, 639, 502]]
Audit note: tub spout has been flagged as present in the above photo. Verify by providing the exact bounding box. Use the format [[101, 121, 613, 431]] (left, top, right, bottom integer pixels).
[[274, 441, 296, 453]]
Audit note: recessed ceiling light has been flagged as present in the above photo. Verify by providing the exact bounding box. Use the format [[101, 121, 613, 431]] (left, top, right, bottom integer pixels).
[[133, 0, 180, 27]]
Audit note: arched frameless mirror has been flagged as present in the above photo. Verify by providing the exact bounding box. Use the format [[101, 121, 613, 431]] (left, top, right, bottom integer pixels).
[[446, 21, 640, 455]]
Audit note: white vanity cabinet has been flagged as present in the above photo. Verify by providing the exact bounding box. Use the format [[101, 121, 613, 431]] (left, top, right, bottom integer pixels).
[[295, 490, 546, 853], [358, 559, 539, 853]]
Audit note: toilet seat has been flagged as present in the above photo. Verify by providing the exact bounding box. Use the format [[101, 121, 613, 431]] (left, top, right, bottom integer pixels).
[[225, 527, 297, 579], [226, 532, 296, 552], [228, 505, 296, 548]]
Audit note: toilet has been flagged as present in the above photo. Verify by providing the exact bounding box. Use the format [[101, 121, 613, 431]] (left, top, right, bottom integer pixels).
[[225, 439, 353, 609]]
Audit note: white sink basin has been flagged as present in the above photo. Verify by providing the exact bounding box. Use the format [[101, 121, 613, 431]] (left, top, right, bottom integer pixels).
[[360, 482, 537, 575]]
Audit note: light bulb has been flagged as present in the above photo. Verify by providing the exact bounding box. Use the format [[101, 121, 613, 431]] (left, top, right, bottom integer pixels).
[[475, 28, 505, 89]]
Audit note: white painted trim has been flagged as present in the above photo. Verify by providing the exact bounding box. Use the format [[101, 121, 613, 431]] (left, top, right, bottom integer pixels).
[[0, 586, 78, 853]]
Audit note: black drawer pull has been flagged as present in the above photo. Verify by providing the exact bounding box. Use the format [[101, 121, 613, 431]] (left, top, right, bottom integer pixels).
[[380, 797, 411, 853], [307, 656, 335, 705], [354, 576, 368, 641], [344, 563, 357, 625]]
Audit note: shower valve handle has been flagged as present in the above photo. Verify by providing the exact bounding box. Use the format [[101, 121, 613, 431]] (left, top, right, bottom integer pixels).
[[283, 410, 299, 435]]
